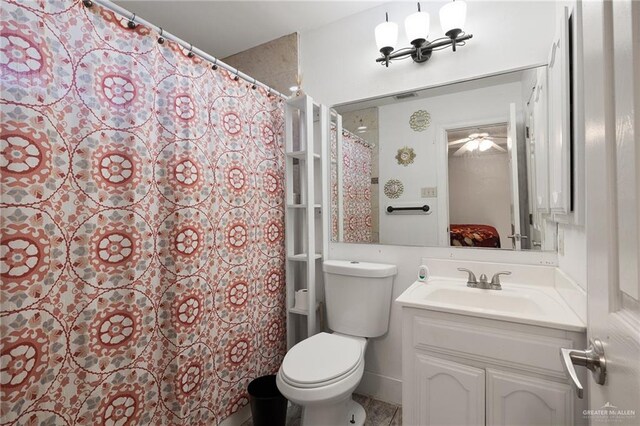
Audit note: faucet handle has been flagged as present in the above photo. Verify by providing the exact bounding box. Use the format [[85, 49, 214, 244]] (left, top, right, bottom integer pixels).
[[490, 271, 511, 289], [457, 268, 477, 287]]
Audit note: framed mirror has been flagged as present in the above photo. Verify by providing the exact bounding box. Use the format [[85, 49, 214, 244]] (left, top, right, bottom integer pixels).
[[331, 66, 558, 251]]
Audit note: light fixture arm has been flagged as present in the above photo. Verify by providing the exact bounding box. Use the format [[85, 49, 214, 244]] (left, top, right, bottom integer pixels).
[[375, 33, 473, 64]]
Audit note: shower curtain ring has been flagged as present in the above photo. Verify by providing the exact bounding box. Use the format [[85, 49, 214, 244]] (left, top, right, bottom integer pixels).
[[251, 79, 257, 90], [233, 69, 240, 82], [157, 28, 165, 44], [267, 88, 271, 98], [212, 59, 218, 70], [82, 0, 93, 7], [187, 44, 195, 58], [127, 13, 137, 29]]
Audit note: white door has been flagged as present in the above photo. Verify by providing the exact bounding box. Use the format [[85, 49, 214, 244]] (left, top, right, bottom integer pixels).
[[562, 0, 640, 422], [486, 369, 573, 426], [413, 353, 485, 426], [507, 102, 522, 249]]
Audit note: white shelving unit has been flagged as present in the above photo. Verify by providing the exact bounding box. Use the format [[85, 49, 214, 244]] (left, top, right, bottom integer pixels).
[[284, 94, 330, 348]]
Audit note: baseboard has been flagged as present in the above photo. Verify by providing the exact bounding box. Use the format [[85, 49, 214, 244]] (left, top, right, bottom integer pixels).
[[355, 370, 402, 405], [219, 405, 251, 426]]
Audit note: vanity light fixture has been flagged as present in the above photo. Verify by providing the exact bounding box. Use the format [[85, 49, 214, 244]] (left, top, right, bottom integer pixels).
[[375, 1, 472, 67]]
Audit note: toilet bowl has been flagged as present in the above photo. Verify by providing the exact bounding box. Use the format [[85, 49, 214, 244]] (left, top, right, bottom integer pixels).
[[276, 332, 368, 426], [277, 260, 397, 426]]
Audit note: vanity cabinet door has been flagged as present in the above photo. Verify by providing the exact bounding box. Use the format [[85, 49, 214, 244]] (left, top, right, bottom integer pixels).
[[486, 369, 573, 426], [413, 353, 485, 426]]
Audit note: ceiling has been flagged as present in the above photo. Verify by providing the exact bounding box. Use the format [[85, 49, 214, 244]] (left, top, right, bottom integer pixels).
[[114, 1, 383, 58]]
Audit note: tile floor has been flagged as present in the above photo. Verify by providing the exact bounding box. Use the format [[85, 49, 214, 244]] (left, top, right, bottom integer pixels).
[[241, 394, 402, 426]]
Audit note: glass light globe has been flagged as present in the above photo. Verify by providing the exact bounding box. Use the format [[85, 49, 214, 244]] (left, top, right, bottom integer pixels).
[[405, 11, 430, 45], [467, 139, 479, 151], [375, 20, 398, 52], [439, 0, 467, 36], [479, 139, 493, 151]]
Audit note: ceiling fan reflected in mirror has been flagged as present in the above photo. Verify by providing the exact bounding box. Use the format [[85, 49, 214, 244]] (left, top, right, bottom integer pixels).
[[449, 132, 507, 156]]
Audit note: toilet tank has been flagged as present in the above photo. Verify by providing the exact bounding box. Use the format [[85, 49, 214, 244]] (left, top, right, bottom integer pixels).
[[323, 260, 397, 338]]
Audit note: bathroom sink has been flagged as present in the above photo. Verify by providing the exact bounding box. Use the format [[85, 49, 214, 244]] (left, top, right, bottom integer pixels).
[[425, 287, 544, 315], [395, 278, 585, 331]]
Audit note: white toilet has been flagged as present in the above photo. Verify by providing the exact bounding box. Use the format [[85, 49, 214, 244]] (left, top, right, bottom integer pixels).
[[276, 260, 397, 426]]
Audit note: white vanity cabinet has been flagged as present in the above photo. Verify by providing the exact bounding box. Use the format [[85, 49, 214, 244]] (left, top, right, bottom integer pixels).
[[401, 308, 587, 426]]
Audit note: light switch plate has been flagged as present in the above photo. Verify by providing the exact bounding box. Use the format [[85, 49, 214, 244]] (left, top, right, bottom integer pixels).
[[421, 187, 437, 198]]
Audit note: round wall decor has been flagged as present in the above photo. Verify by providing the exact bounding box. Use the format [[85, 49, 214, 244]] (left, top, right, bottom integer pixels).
[[409, 110, 431, 131], [395, 146, 416, 166], [384, 179, 404, 199]]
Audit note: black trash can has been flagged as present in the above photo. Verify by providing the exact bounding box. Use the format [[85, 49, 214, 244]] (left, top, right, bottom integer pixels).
[[247, 375, 288, 426]]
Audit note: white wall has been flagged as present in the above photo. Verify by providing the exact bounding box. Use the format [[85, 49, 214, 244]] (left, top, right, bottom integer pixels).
[[448, 152, 512, 247], [299, 0, 589, 405], [558, 223, 587, 290], [377, 81, 523, 246], [300, 1, 556, 106], [554, 0, 587, 293]]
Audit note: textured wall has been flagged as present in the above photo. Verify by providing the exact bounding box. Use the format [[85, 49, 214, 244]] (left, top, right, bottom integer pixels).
[[223, 33, 298, 96], [0, 1, 286, 424]]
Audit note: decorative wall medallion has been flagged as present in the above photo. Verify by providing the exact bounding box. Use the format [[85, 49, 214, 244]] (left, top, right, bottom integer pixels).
[[383, 179, 404, 199], [395, 146, 416, 166], [409, 110, 431, 131]]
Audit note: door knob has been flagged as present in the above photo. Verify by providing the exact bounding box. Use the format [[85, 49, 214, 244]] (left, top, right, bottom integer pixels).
[[560, 338, 607, 399]]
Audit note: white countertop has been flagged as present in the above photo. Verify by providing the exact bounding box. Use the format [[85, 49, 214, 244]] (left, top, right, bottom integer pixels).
[[396, 278, 586, 332]]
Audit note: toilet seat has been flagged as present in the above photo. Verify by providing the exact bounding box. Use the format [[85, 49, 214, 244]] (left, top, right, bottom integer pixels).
[[281, 333, 364, 388]]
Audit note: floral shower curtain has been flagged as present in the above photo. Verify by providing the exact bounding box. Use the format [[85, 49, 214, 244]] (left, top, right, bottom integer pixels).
[[330, 128, 373, 243], [0, 1, 286, 424]]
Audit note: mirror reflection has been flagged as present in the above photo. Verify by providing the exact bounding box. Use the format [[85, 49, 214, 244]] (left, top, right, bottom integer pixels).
[[332, 66, 557, 250]]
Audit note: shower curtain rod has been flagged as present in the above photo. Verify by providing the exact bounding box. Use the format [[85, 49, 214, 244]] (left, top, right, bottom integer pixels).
[[341, 127, 373, 146], [86, 0, 288, 100]]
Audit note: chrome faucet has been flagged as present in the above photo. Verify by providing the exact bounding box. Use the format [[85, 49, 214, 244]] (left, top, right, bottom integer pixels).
[[457, 268, 511, 290], [489, 271, 511, 290], [457, 268, 477, 287]]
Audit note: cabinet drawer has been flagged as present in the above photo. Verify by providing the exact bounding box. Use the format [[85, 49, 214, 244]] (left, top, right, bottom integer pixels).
[[412, 316, 575, 375]]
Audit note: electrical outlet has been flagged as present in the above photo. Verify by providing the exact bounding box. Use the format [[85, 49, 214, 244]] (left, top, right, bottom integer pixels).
[[421, 187, 437, 198]]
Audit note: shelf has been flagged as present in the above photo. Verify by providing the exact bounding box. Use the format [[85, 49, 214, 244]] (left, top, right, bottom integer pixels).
[[287, 204, 321, 209], [286, 150, 321, 161], [287, 253, 322, 262], [289, 302, 321, 316]]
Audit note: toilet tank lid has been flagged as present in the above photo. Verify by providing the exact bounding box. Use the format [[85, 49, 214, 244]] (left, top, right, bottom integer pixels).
[[323, 260, 397, 278]]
